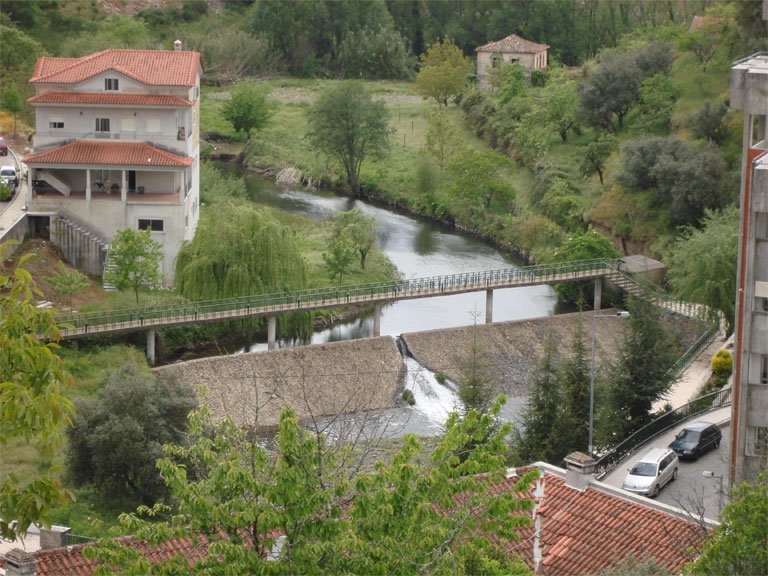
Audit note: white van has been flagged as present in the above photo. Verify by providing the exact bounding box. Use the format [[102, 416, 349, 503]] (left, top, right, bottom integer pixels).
[[622, 447, 679, 498]]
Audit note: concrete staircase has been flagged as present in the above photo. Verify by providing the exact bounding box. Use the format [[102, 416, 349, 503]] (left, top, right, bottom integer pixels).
[[50, 213, 109, 279], [36, 170, 72, 196]]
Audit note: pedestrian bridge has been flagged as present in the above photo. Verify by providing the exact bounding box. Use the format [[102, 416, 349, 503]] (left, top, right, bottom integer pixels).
[[54, 258, 705, 361]]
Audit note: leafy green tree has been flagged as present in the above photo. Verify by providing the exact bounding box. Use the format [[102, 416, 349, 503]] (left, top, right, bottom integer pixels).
[[66, 362, 196, 504], [678, 27, 718, 72], [666, 207, 739, 335], [633, 73, 679, 133], [425, 107, 462, 182], [338, 25, 414, 79], [514, 335, 561, 464], [448, 148, 514, 210], [307, 81, 392, 196], [685, 472, 768, 576], [222, 81, 271, 138], [580, 133, 618, 185], [46, 262, 89, 310], [591, 555, 670, 576], [543, 69, 579, 143], [104, 228, 162, 305], [544, 228, 621, 305], [0, 25, 44, 85], [492, 62, 527, 110], [323, 234, 357, 285], [414, 38, 470, 106], [604, 299, 677, 441], [331, 208, 376, 270], [85, 399, 535, 575], [557, 317, 591, 458], [685, 101, 729, 144], [0, 242, 75, 539], [0, 84, 23, 137]]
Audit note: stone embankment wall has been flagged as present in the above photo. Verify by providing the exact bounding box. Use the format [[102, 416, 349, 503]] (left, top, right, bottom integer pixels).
[[155, 336, 405, 429]]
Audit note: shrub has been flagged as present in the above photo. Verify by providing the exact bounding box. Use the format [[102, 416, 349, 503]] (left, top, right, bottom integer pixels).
[[711, 349, 733, 377], [435, 371, 447, 385], [402, 389, 416, 405], [530, 69, 548, 87], [0, 183, 11, 202]]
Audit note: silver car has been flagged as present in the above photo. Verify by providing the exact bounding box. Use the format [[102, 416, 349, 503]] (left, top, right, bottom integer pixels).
[[622, 447, 679, 497]]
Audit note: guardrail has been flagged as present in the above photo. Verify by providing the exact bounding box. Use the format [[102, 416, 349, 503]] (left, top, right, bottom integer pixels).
[[55, 258, 619, 337], [594, 386, 732, 479]]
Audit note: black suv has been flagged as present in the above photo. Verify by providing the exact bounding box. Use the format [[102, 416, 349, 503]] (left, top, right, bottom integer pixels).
[[668, 421, 722, 460]]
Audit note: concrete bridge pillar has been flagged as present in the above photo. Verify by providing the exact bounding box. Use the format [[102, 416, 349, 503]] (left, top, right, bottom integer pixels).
[[146, 329, 156, 365], [594, 278, 602, 311], [486, 289, 493, 324], [373, 303, 381, 337], [268, 315, 277, 351]]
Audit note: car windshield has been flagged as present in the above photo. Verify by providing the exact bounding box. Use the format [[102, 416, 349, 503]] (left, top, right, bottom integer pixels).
[[0, 168, 15, 176], [676, 430, 701, 442], [630, 462, 657, 477]]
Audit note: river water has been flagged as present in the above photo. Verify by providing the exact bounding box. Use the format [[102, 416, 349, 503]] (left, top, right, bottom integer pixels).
[[221, 167, 556, 435]]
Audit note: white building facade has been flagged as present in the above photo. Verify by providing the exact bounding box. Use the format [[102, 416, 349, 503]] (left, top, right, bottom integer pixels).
[[24, 44, 203, 283]]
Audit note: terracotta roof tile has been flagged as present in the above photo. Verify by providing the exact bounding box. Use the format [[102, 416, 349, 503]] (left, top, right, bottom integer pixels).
[[476, 34, 549, 54], [28, 92, 192, 107], [30, 49, 202, 87], [24, 141, 193, 167]]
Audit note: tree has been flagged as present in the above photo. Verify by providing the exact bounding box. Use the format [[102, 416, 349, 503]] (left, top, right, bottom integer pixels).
[[425, 107, 462, 181], [632, 73, 679, 133], [86, 399, 536, 575], [493, 62, 527, 110], [514, 335, 561, 464], [578, 53, 641, 131], [66, 361, 196, 504], [448, 148, 515, 210], [307, 81, 392, 196], [544, 68, 579, 143], [678, 27, 718, 72], [46, 262, 89, 310], [104, 228, 162, 305], [457, 321, 499, 416], [331, 208, 376, 270], [544, 228, 621, 305], [0, 242, 75, 539], [685, 101, 728, 144], [616, 136, 726, 226], [557, 317, 591, 459], [0, 84, 23, 137], [685, 472, 768, 576], [414, 38, 470, 106], [580, 133, 618, 185], [604, 299, 677, 441], [323, 234, 357, 285], [222, 81, 271, 138], [666, 207, 739, 335]]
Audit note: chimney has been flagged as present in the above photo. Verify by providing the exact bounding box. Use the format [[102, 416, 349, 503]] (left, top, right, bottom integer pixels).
[[563, 451, 596, 492], [4, 548, 37, 576], [174, 39, 182, 51], [39, 525, 71, 549]]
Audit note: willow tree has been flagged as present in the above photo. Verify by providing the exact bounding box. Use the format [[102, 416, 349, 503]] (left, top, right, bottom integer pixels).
[[175, 203, 310, 338]]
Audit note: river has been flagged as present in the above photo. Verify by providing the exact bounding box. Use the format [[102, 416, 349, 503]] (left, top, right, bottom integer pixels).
[[219, 167, 557, 435]]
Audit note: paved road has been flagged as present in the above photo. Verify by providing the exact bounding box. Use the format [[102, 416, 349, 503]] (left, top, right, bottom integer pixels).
[[0, 144, 27, 230], [602, 406, 731, 522]]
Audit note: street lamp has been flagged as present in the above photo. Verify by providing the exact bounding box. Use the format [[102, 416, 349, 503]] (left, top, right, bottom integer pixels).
[[703, 470, 725, 513], [589, 310, 630, 457]]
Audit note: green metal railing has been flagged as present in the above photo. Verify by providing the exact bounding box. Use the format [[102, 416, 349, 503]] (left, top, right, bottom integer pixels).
[[55, 258, 619, 337]]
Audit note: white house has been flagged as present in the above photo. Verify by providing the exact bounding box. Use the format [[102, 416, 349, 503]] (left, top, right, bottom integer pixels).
[[476, 34, 549, 84], [23, 42, 203, 283]]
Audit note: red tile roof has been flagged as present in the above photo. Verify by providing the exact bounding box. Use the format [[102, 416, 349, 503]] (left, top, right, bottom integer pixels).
[[28, 92, 192, 107], [497, 468, 708, 575], [24, 141, 193, 167], [30, 49, 202, 87], [476, 34, 549, 54]]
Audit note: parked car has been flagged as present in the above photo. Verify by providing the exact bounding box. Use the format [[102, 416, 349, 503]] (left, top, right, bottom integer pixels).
[[0, 136, 8, 156], [622, 448, 679, 498], [0, 165, 18, 190], [668, 421, 722, 460]]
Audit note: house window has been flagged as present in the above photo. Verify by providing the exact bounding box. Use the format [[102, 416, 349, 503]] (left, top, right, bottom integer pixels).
[[105, 78, 119, 91], [49, 120, 64, 129], [138, 219, 164, 232], [95, 118, 110, 133], [761, 356, 768, 384], [746, 426, 768, 457]]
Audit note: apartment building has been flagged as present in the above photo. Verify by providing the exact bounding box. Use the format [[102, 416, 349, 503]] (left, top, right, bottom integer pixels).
[[23, 42, 203, 283]]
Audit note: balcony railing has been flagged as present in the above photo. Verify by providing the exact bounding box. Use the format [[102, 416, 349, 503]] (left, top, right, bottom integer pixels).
[[36, 130, 188, 144]]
